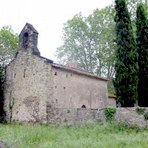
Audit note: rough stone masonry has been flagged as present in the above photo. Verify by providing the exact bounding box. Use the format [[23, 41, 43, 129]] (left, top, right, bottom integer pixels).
[[3, 23, 148, 127], [4, 23, 109, 123]]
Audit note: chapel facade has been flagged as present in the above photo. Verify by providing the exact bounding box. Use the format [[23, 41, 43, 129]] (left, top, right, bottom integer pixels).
[[4, 23, 108, 123]]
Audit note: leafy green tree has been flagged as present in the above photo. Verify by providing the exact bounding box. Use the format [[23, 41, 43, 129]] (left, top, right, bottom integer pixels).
[[56, 0, 146, 94], [56, 6, 116, 79], [114, 0, 138, 106], [136, 4, 148, 106], [127, 0, 148, 20], [0, 26, 18, 65], [0, 26, 18, 121]]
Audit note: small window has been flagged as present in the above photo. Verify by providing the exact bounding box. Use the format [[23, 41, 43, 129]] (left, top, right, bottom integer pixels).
[[81, 105, 86, 108], [54, 72, 57, 75], [23, 69, 26, 78]]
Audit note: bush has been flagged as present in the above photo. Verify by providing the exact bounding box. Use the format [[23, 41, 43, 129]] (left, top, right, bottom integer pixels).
[[144, 112, 148, 120], [104, 106, 116, 122], [136, 107, 145, 115]]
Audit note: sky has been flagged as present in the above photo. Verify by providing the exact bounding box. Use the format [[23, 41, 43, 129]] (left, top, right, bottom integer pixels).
[[0, 0, 114, 61]]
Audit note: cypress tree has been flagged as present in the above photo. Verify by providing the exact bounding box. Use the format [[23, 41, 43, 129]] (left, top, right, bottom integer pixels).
[[114, 0, 138, 106], [136, 4, 148, 106]]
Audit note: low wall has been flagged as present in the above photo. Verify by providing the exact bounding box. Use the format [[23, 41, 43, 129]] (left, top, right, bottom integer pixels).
[[47, 107, 148, 127], [115, 108, 148, 127], [47, 108, 104, 125], [107, 98, 116, 107]]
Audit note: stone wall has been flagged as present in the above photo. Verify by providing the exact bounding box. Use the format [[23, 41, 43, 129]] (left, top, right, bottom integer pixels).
[[47, 107, 148, 127], [51, 67, 108, 109], [47, 107, 104, 125], [4, 49, 108, 123], [107, 98, 116, 107], [4, 50, 52, 123], [115, 108, 148, 127]]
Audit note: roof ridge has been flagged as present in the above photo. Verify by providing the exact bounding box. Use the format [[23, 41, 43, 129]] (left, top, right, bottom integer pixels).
[[52, 63, 108, 81]]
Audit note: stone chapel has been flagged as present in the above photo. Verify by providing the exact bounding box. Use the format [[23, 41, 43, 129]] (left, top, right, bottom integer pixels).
[[4, 23, 109, 123]]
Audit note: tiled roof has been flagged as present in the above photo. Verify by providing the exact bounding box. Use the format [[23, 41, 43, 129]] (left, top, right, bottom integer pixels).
[[108, 93, 117, 99], [51, 63, 108, 81]]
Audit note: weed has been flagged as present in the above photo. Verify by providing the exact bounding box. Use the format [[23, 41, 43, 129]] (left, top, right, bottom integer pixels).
[[144, 112, 148, 120], [136, 107, 145, 115], [104, 106, 116, 122]]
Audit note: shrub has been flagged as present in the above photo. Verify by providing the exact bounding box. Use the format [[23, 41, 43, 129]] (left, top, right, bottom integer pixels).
[[104, 106, 116, 122], [144, 112, 148, 120], [136, 107, 145, 115]]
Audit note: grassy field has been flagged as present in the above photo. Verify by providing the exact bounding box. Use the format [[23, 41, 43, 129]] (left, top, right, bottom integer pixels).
[[0, 122, 148, 148]]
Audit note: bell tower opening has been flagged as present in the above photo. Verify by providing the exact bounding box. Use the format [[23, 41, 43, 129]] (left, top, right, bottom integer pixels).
[[23, 32, 29, 49]]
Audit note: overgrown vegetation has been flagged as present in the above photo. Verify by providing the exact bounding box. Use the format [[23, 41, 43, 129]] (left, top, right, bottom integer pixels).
[[144, 112, 148, 120], [0, 122, 147, 148], [0, 26, 18, 122], [104, 106, 116, 122], [136, 107, 145, 115], [135, 107, 148, 120]]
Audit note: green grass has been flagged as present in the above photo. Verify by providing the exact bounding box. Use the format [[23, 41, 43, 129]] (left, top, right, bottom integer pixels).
[[0, 122, 148, 148]]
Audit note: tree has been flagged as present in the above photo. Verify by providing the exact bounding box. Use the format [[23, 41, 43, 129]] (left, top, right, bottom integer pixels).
[[0, 26, 18, 122], [136, 4, 148, 106], [56, 0, 146, 94], [114, 0, 138, 106], [127, 0, 148, 20], [0, 26, 18, 66], [56, 6, 116, 79]]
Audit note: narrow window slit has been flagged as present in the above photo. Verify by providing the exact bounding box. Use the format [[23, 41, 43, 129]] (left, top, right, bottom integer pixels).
[[23, 69, 26, 78]]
